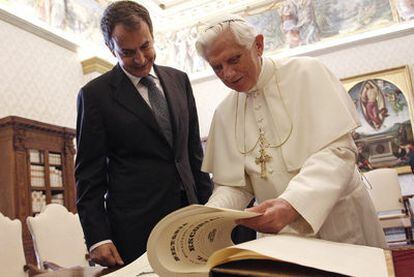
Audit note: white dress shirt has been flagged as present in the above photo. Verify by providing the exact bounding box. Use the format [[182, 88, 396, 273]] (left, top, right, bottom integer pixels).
[[121, 66, 166, 108]]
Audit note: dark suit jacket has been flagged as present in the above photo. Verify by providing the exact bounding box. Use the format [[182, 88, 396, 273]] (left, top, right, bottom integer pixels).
[[75, 64, 212, 263]]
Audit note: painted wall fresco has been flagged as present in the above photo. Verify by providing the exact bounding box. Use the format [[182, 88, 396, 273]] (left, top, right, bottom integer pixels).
[[396, 0, 414, 21], [155, 26, 208, 74], [0, 0, 412, 74], [313, 0, 393, 37], [0, 0, 107, 47], [156, 0, 406, 73], [245, 8, 285, 50]]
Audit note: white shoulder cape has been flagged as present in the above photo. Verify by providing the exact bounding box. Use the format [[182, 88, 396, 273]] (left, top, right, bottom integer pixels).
[[202, 57, 360, 186]]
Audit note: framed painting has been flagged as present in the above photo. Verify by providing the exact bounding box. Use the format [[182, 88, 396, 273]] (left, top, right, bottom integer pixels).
[[342, 66, 414, 174]]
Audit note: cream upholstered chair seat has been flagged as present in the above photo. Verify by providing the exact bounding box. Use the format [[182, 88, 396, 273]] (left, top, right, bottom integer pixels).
[[26, 204, 89, 269], [0, 213, 28, 277], [364, 168, 414, 244]]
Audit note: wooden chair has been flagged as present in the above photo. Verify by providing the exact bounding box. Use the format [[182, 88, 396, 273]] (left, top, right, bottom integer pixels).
[[364, 168, 414, 244], [0, 212, 45, 276], [26, 204, 90, 269]]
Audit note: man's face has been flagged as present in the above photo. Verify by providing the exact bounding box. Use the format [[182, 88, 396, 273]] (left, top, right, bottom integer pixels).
[[204, 30, 264, 92], [109, 21, 155, 77]]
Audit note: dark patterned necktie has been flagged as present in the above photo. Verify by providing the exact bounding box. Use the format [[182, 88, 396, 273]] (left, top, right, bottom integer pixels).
[[140, 76, 173, 146]]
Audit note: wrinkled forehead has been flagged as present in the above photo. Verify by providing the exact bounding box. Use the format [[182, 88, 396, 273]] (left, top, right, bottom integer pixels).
[[204, 30, 242, 54], [205, 45, 248, 66]]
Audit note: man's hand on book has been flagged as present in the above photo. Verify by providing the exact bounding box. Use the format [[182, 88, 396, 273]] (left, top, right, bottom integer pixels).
[[89, 242, 124, 267], [235, 198, 299, 234]]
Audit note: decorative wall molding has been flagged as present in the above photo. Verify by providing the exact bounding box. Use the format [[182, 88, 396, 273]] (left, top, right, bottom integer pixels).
[[0, 8, 78, 52], [190, 22, 414, 84], [81, 57, 114, 75], [270, 22, 414, 59]]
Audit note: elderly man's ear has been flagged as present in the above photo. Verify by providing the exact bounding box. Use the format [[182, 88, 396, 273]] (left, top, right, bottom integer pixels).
[[254, 34, 264, 56]]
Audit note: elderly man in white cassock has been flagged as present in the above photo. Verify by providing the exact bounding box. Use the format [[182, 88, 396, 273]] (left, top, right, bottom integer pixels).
[[196, 14, 386, 248]]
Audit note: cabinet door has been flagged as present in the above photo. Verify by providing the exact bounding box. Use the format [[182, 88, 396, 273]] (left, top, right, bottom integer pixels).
[[48, 152, 65, 206], [29, 149, 47, 215], [29, 150, 66, 215]]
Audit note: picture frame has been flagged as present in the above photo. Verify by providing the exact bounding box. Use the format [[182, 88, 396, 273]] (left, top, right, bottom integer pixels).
[[342, 66, 414, 174]]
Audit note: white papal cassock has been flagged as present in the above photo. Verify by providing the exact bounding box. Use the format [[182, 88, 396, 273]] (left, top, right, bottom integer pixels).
[[202, 56, 386, 248]]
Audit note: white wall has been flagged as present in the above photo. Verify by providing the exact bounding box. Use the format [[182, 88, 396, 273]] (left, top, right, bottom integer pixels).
[[0, 19, 84, 129], [191, 76, 229, 138], [317, 33, 414, 80]]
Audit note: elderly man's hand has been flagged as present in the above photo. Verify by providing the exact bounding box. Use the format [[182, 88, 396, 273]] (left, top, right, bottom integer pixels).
[[236, 198, 299, 234], [89, 242, 124, 267]]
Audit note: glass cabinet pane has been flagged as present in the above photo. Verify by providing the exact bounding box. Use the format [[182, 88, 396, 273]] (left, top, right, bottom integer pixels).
[[29, 149, 45, 188], [30, 165, 45, 187], [49, 165, 63, 187], [28, 149, 67, 211], [29, 149, 44, 164], [31, 190, 46, 214], [48, 152, 62, 165]]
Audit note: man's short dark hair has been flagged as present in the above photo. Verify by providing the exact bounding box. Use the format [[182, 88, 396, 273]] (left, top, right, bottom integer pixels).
[[101, 0, 153, 50]]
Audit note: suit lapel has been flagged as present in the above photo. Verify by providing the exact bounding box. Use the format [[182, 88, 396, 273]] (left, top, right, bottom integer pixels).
[[154, 65, 183, 150], [109, 64, 164, 138]]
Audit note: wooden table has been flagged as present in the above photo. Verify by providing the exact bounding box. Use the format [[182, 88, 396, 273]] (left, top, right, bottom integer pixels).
[[34, 248, 414, 277]]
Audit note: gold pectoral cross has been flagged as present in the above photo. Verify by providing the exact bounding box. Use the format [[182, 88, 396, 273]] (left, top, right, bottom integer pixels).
[[255, 128, 272, 179], [256, 147, 271, 178]]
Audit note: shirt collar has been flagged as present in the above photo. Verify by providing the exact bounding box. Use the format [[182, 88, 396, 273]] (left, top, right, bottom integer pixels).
[[120, 65, 157, 86]]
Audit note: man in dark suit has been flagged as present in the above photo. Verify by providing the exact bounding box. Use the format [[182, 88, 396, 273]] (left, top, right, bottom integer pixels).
[[409, 150, 414, 174], [75, 1, 212, 267]]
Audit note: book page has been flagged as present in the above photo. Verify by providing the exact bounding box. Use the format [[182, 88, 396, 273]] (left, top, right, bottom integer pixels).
[[208, 234, 388, 277], [146, 204, 259, 277]]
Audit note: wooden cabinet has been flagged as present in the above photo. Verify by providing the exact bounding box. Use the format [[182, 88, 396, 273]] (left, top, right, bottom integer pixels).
[[0, 116, 76, 265]]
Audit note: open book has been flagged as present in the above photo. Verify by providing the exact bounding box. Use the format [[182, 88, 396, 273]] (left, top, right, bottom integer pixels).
[[107, 204, 391, 277]]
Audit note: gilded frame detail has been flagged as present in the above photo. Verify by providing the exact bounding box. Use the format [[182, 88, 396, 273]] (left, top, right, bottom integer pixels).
[[342, 66, 414, 174]]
